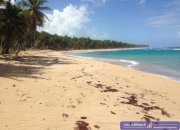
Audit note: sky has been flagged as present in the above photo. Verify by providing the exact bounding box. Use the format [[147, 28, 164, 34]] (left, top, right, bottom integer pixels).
[[39, 0, 180, 47]]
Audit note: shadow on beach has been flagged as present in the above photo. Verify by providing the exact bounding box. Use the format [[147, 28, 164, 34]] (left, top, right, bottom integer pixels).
[[0, 55, 75, 80], [0, 63, 43, 80], [13, 56, 75, 66]]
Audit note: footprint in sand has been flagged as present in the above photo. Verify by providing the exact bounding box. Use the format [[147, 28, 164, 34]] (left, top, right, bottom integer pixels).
[[136, 112, 140, 114], [62, 113, 69, 118], [94, 125, 100, 129], [67, 105, 76, 108], [110, 111, 116, 115], [86, 81, 92, 85], [151, 101, 155, 104], [20, 99, 27, 102], [100, 102, 106, 105], [20, 94, 26, 97], [114, 104, 119, 107], [80, 93, 85, 97], [80, 117, 87, 119], [77, 100, 82, 104]]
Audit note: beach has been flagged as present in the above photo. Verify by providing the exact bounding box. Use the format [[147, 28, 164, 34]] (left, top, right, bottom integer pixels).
[[0, 50, 180, 130]]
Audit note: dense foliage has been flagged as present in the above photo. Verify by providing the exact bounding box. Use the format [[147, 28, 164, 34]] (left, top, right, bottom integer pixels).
[[0, 0, 148, 55], [0, 0, 50, 55], [35, 31, 148, 50]]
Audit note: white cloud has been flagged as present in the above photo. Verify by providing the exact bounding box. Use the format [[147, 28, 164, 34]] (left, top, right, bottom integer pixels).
[[119, 0, 146, 5], [147, 12, 180, 28], [138, 0, 146, 5], [147, 0, 180, 28], [11, 0, 15, 4], [167, 0, 180, 9], [81, 0, 107, 4], [40, 4, 108, 39]]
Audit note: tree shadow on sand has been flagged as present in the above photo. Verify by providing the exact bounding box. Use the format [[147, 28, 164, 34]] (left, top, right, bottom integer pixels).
[[0, 63, 43, 80], [13, 56, 75, 66], [0, 55, 76, 80]]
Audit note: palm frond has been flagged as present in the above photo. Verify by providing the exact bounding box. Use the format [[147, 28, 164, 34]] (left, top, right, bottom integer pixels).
[[38, 6, 51, 11], [36, 0, 48, 6], [21, 0, 32, 9]]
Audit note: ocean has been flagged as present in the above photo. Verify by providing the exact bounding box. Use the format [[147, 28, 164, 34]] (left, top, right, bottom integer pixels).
[[69, 48, 180, 81]]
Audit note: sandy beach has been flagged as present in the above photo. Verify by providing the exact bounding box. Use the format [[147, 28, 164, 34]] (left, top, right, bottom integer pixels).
[[0, 50, 180, 130]]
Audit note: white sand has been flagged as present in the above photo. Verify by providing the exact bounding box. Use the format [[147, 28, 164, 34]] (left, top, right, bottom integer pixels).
[[0, 50, 179, 130]]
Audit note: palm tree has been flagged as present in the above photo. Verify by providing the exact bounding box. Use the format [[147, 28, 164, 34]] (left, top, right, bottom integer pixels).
[[0, 0, 4, 4], [0, 0, 26, 54], [21, 0, 50, 41]]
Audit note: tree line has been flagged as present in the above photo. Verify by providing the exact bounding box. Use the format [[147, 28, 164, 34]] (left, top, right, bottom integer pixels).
[[35, 31, 148, 50], [0, 0, 148, 56]]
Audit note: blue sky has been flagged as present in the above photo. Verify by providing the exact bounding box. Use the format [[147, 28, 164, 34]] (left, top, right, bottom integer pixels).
[[40, 0, 180, 47]]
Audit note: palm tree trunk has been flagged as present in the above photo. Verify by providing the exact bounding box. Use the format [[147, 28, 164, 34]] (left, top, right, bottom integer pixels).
[[15, 40, 22, 57], [1, 39, 3, 54], [1, 36, 4, 49], [2, 34, 10, 54]]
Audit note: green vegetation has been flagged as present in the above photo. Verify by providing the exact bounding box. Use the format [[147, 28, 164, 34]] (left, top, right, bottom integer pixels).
[[0, 0, 148, 55], [35, 31, 148, 50], [0, 0, 50, 55]]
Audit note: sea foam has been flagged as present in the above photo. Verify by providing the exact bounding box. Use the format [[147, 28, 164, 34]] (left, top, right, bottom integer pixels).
[[172, 49, 180, 50], [119, 60, 139, 67]]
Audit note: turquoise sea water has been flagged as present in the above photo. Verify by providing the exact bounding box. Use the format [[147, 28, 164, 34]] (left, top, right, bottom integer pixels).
[[69, 48, 180, 81]]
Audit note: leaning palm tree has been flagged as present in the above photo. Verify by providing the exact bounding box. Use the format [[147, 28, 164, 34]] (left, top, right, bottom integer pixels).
[[21, 0, 50, 44], [0, 0, 26, 54]]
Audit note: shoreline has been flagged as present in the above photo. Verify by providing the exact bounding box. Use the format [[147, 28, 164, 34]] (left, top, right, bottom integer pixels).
[[66, 47, 147, 53], [0, 50, 180, 130], [66, 49, 180, 83]]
